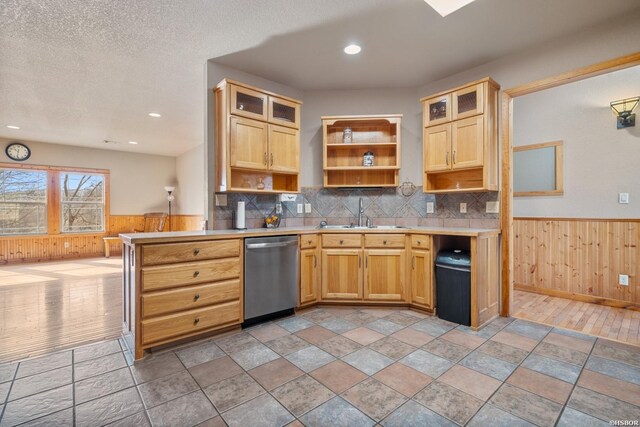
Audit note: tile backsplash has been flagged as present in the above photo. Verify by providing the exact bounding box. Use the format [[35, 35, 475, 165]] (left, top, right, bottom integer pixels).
[[214, 187, 499, 230]]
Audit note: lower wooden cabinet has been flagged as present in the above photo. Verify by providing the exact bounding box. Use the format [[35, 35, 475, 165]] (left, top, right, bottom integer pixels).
[[321, 249, 362, 300], [410, 249, 433, 309], [300, 247, 320, 305], [364, 249, 405, 301]]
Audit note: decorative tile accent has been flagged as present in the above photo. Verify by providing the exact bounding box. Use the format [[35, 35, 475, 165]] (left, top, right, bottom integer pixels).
[[213, 187, 499, 229]]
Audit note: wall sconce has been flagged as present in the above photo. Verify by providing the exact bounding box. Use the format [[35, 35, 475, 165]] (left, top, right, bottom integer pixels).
[[164, 186, 175, 231], [610, 96, 639, 129]]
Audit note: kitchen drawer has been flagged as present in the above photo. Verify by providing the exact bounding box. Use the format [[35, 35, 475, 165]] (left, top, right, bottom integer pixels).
[[142, 280, 240, 318], [364, 234, 406, 248], [142, 239, 240, 266], [322, 234, 362, 248], [410, 235, 431, 250], [141, 258, 240, 291], [141, 300, 241, 345], [300, 234, 318, 249]]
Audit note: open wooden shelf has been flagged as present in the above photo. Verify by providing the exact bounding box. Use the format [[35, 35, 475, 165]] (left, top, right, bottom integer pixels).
[[424, 167, 485, 193], [322, 114, 402, 188], [229, 168, 299, 193]]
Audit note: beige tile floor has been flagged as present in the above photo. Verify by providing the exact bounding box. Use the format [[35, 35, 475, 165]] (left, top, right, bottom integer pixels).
[[1, 306, 639, 426]]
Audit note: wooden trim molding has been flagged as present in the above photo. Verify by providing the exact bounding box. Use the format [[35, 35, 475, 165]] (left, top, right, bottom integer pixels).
[[500, 51, 640, 317], [514, 284, 640, 311]]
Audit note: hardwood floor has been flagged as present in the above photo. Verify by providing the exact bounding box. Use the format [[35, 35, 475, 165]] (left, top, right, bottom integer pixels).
[[0, 257, 122, 363], [513, 289, 640, 346]]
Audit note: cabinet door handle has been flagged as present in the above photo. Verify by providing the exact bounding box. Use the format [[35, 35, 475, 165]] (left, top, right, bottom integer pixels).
[[446, 151, 449, 165], [193, 271, 200, 277], [193, 317, 200, 325], [270, 153, 274, 166], [313, 254, 317, 268], [453, 150, 456, 164], [193, 249, 200, 256], [412, 256, 416, 269], [264, 152, 268, 165]]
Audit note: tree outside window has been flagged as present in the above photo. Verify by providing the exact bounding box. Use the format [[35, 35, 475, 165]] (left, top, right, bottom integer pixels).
[[0, 168, 47, 235], [61, 173, 105, 233]]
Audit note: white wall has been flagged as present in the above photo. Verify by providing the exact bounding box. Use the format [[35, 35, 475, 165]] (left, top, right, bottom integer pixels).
[[513, 65, 640, 218], [301, 88, 421, 186], [1, 138, 176, 214], [175, 144, 205, 215]]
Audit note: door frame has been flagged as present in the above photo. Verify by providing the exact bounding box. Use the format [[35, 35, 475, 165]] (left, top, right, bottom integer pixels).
[[500, 51, 640, 317]]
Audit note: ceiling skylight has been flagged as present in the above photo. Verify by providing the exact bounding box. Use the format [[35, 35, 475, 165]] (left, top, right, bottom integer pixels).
[[424, 0, 476, 17]]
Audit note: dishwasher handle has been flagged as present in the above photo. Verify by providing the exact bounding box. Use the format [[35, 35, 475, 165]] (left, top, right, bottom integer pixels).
[[246, 240, 298, 250]]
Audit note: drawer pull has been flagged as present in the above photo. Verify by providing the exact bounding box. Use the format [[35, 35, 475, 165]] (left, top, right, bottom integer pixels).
[[193, 294, 200, 301], [383, 240, 388, 245], [193, 249, 200, 256], [417, 240, 422, 245], [308, 240, 312, 245], [339, 240, 344, 244], [193, 317, 200, 325], [193, 271, 200, 277]]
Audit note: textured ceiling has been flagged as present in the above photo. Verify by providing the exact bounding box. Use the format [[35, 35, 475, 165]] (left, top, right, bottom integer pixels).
[[1, 0, 639, 157]]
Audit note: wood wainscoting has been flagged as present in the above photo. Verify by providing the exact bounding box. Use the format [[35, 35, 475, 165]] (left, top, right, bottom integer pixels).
[[0, 214, 204, 264], [514, 217, 639, 310]]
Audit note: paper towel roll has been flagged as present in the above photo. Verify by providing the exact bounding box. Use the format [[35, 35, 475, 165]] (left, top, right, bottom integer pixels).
[[236, 201, 246, 229]]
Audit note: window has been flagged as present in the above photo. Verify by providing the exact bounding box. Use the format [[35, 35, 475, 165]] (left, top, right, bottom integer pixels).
[[0, 168, 48, 235], [0, 164, 109, 236], [61, 173, 105, 233]]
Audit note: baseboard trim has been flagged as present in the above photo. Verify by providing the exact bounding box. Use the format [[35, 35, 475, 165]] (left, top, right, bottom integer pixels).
[[514, 284, 640, 311]]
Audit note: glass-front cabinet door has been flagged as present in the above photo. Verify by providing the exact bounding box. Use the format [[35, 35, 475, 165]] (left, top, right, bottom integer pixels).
[[230, 84, 268, 121], [424, 94, 451, 127], [268, 96, 300, 128], [452, 83, 484, 120]]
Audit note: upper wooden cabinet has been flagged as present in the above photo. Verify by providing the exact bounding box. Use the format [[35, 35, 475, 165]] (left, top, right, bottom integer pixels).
[[321, 114, 402, 188], [421, 77, 499, 193], [215, 79, 302, 193]]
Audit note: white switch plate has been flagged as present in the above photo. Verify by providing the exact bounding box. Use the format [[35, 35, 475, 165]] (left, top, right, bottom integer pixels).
[[460, 203, 467, 214], [305, 203, 312, 213], [64, 242, 69, 248], [426, 202, 435, 214], [297, 204, 303, 214], [215, 194, 227, 206], [486, 201, 499, 213], [275, 203, 282, 214], [619, 193, 630, 204], [619, 274, 629, 286]]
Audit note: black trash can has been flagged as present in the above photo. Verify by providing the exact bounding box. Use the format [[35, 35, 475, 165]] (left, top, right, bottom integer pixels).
[[435, 249, 471, 326]]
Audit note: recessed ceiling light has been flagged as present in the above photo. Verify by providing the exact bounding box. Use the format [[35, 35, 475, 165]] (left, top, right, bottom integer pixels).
[[128, 141, 139, 145], [344, 44, 361, 55], [424, 0, 476, 17], [6, 125, 20, 130], [148, 112, 161, 118]]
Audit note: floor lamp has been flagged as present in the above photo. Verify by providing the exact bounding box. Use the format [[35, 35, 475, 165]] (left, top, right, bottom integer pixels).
[[164, 186, 175, 231]]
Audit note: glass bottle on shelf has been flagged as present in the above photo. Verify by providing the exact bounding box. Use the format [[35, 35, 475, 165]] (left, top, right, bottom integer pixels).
[[343, 127, 353, 144]]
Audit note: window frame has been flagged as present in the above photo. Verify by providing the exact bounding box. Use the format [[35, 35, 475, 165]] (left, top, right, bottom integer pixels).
[[0, 162, 110, 237]]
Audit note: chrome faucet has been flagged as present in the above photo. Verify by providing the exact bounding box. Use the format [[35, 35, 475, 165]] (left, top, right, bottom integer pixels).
[[357, 197, 365, 227]]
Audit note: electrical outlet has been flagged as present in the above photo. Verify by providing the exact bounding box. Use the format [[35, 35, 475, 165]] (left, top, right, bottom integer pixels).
[[619, 193, 630, 204], [64, 242, 69, 249], [215, 194, 227, 207], [305, 203, 312, 213], [426, 202, 435, 214], [280, 194, 297, 202], [619, 274, 629, 286], [297, 204, 303, 214], [460, 203, 467, 214], [275, 203, 282, 214], [486, 201, 499, 213]]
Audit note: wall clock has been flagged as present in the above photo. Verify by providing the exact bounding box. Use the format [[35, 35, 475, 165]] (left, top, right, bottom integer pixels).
[[5, 142, 31, 161]]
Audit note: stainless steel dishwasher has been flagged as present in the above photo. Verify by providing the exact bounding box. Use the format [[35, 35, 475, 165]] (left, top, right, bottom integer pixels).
[[244, 235, 299, 325]]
